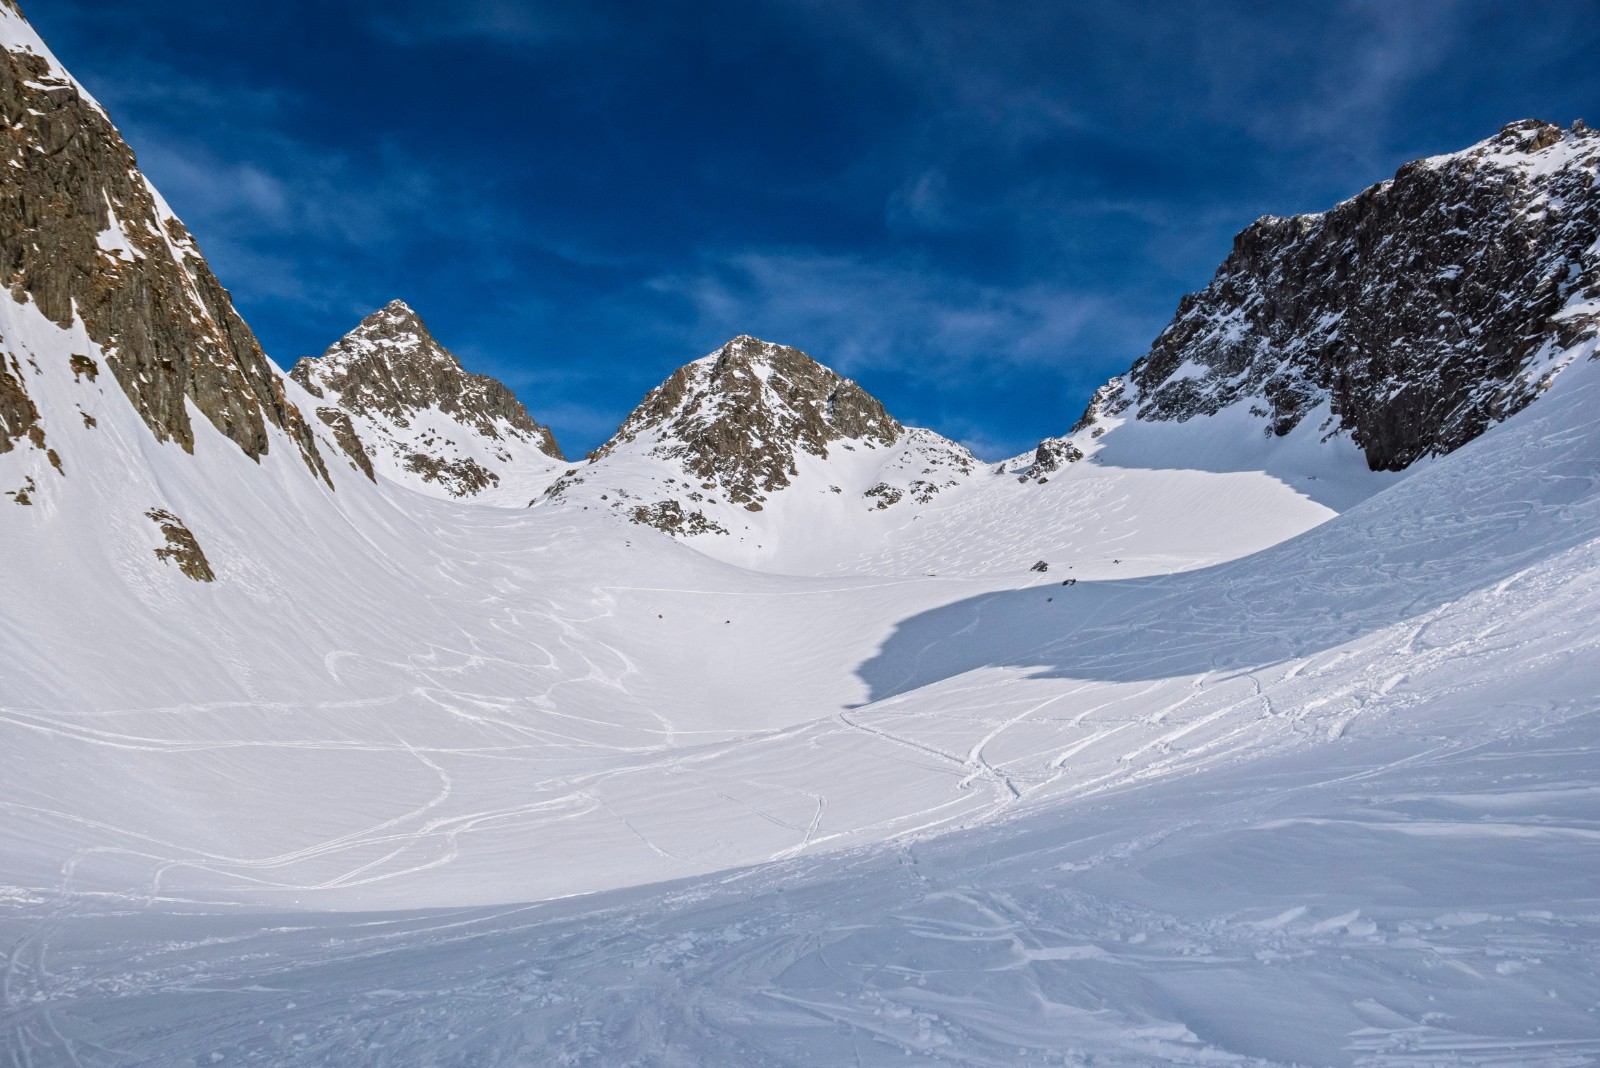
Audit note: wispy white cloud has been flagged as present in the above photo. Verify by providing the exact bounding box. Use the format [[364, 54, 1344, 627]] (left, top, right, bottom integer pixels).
[[650, 249, 1147, 379]]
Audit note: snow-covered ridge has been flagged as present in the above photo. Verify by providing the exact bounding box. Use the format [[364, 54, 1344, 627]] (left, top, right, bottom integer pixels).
[[290, 300, 563, 501]]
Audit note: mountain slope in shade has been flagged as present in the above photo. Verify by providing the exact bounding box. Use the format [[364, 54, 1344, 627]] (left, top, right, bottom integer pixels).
[[1041, 119, 1600, 474], [290, 301, 563, 501]]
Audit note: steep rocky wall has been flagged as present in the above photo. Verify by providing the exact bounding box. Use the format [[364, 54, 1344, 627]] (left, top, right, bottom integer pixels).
[[0, 7, 328, 481], [1095, 120, 1600, 471]]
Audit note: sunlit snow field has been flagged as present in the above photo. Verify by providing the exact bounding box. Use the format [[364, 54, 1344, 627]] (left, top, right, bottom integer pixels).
[[3, 262, 1599, 1064]]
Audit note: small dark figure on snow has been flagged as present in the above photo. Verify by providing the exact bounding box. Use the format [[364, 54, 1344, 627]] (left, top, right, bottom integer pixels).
[[1030, 560, 1049, 573]]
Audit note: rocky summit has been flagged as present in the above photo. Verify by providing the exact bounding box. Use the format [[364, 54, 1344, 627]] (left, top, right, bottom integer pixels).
[[1068, 119, 1600, 471], [591, 335, 903, 505], [291, 300, 562, 499]]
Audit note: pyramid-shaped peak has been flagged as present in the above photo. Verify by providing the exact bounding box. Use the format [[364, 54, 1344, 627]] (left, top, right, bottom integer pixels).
[[722, 334, 781, 352], [703, 335, 840, 383], [708, 334, 806, 364], [347, 299, 435, 341], [592, 338, 902, 505], [1429, 118, 1600, 174], [306, 300, 463, 377], [288, 301, 563, 475]]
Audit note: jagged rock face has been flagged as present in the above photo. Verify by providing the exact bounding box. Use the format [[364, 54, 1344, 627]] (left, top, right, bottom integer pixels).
[[1092, 120, 1600, 471], [592, 336, 902, 506], [0, 350, 40, 454], [290, 301, 561, 498], [146, 508, 214, 582], [313, 407, 374, 482], [0, 2, 327, 480]]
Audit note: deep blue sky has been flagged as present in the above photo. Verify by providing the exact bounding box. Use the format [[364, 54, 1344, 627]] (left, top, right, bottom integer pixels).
[[29, 1, 1600, 458]]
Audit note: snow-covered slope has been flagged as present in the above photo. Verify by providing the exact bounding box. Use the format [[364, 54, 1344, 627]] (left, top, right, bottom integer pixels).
[[5, 295, 1599, 1068], [290, 300, 564, 502], [538, 333, 1378, 578], [4, 1, 1600, 1059]]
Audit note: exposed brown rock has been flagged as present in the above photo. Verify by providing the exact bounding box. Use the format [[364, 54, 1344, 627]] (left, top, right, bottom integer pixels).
[[864, 483, 904, 510], [291, 301, 561, 456], [146, 508, 215, 582], [0, 352, 41, 455], [594, 336, 902, 507], [628, 499, 729, 536], [0, 6, 328, 481], [402, 452, 498, 497], [290, 301, 561, 495], [1103, 120, 1600, 472], [1031, 438, 1083, 475], [315, 407, 375, 481]]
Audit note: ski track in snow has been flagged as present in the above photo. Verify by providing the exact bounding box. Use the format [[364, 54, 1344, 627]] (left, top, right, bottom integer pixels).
[[2, 281, 1600, 1062]]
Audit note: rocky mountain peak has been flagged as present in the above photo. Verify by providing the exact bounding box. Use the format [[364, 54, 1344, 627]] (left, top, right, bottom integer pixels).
[[590, 336, 902, 505], [0, 0, 328, 480], [1066, 119, 1600, 472], [320, 300, 461, 375], [289, 302, 562, 498]]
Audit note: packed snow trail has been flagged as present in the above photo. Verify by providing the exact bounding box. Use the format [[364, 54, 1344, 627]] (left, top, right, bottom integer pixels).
[[2, 693, 1596, 1066], [0, 279, 1402, 912]]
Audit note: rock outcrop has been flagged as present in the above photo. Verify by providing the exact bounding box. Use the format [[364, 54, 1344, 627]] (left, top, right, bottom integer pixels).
[[146, 508, 215, 582], [1069, 120, 1600, 471], [589, 336, 903, 507], [0, 351, 41, 456], [291, 301, 561, 498], [1029, 438, 1082, 477], [0, 0, 327, 480]]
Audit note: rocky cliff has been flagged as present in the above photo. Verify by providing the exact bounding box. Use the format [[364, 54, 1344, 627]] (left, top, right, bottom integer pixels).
[[1069, 120, 1600, 471], [291, 300, 562, 499], [0, 0, 327, 480]]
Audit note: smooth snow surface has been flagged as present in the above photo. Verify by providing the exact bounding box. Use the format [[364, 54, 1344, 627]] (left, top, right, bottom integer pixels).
[[3, 275, 1599, 1063]]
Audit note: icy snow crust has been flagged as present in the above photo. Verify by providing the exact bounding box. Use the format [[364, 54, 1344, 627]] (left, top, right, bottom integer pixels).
[[4, 266, 1600, 1063]]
